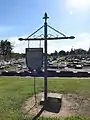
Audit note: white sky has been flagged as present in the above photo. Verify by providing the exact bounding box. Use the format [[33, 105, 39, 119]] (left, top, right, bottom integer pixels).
[[66, 0, 90, 14]]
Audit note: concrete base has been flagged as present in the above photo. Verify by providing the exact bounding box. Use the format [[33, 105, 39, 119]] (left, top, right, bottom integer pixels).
[[40, 93, 62, 113]]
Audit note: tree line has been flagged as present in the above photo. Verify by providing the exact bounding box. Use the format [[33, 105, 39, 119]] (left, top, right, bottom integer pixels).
[[49, 48, 90, 57], [0, 40, 25, 60]]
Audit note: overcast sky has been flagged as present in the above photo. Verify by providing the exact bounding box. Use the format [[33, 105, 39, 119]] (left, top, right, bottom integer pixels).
[[0, 0, 90, 53]]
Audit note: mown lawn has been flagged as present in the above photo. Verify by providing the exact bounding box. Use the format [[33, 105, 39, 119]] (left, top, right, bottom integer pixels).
[[0, 77, 90, 120]]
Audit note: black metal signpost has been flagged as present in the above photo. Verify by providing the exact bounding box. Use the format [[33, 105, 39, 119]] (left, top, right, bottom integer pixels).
[[19, 13, 75, 104], [43, 13, 49, 101]]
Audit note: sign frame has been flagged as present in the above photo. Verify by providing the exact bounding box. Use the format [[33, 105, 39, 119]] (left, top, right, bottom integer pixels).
[[26, 48, 43, 71]]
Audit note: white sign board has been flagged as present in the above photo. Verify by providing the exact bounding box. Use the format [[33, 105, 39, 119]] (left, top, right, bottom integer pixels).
[[26, 48, 43, 70]]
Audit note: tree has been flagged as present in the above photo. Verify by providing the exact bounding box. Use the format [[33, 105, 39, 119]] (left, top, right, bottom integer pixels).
[[70, 48, 75, 55], [53, 50, 58, 57], [87, 47, 90, 54], [0, 40, 13, 60], [74, 48, 87, 55], [59, 50, 66, 56], [66, 51, 69, 55]]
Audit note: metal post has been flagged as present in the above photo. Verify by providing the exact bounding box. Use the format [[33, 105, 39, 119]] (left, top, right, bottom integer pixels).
[[43, 13, 49, 101], [33, 70, 37, 105]]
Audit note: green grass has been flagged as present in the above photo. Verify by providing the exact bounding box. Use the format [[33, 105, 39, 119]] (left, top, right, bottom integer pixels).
[[0, 77, 90, 120]]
